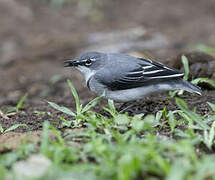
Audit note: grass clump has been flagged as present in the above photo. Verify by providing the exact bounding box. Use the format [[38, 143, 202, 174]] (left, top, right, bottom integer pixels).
[[0, 93, 28, 134]]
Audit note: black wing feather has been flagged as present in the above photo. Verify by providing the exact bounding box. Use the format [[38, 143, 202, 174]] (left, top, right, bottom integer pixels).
[[98, 58, 184, 91]]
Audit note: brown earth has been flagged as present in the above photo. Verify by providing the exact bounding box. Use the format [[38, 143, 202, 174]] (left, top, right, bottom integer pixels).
[[0, 0, 215, 145]]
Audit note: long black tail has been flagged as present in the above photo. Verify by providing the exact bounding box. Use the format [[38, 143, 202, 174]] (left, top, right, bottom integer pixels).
[[180, 79, 202, 95]]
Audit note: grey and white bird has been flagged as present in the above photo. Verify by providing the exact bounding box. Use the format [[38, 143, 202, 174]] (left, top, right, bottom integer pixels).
[[64, 52, 201, 102]]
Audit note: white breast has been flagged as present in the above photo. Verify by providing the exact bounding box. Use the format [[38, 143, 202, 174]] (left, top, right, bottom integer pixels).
[[76, 66, 96, 83]]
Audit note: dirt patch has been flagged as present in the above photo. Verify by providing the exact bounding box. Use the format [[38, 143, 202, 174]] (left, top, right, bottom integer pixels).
[[120, 91, 215, 115], [0, 131, 41, 152]]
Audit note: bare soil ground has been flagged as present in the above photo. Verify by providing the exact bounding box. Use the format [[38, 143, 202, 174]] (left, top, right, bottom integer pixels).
[[0, 0, 215, 145]]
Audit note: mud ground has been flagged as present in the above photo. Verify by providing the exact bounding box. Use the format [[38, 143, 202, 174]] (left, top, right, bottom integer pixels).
[[0, 0, 215, 144]]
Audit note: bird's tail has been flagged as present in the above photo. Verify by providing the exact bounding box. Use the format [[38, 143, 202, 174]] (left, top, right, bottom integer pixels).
[[179, 79, 202, 95]]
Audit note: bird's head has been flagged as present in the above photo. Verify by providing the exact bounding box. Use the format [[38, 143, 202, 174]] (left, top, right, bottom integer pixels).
[[64, 52, 105, 69], [64, 52, 105, 81]]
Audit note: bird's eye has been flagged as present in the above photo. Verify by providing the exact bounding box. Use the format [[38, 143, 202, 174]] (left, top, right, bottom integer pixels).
[[85, 59, 92, 66]]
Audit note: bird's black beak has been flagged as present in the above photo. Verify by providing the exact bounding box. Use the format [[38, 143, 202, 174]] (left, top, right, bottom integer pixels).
[[64, 58, 81, 67]]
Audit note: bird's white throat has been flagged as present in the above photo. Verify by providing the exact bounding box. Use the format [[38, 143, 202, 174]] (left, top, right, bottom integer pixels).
[[76, 66, 96, 83]]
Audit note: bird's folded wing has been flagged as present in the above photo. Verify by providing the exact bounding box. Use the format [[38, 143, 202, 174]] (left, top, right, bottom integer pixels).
[[98, 58, 184, 91]]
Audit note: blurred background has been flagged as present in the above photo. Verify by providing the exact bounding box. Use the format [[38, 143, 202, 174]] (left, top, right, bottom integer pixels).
[[0, 0, 215, 115]]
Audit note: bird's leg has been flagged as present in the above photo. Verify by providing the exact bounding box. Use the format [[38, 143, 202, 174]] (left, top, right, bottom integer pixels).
[[118, 99, 147, 114], [118, 102, 135, 114]]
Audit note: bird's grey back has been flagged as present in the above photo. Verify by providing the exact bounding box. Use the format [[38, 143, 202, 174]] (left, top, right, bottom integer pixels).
[[95, 53, 140, 84]]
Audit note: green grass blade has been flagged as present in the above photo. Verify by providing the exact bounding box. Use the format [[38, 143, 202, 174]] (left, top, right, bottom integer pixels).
[[166, 160, 187, 180], [155, 111, 162, 123], [207, 102, 215, 112], [103, 99, 117, 117], [178, 111, 194, 126], [108, 99, 116, 112], [162, 106, 167, 119], [195, 44, 215, 54], [176, 98, 209, 130], [176, 98, 188, 109], [50, 125, 65, 145], [114, 114, 130, 125], [168, 111, 177, 132], [208, 121, 215, 148], [192, 78, 215, 88], [0, 124, 4, 133], [204, 121, 215, 149], [206, 115, 215, 123], [16, 93, 28, 112], [82, 92, 105, 113], [47, 101, 76, 116], [40, 121, 50, 154], [67, 80, 81, 114], [181, 55, 189, 80], [4, 124, 27, 133], [5, 107, 16, 114], [58, 115, 72, 127], [103, 107, 114, 117], [132, 114, 145, 132]]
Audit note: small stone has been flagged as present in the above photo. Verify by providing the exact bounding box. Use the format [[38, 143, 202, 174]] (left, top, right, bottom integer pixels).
[[12, 154, 51, 179]]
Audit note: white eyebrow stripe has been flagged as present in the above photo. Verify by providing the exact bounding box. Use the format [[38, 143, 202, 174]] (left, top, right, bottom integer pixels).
[[150, 73, 184, 79], [142, 69, 164, 75]]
